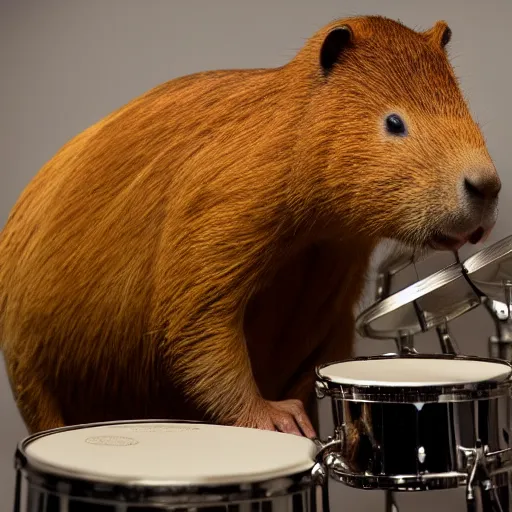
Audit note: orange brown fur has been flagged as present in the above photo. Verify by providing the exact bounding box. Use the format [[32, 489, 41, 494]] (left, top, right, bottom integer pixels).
[[0, 16, 497, 434]]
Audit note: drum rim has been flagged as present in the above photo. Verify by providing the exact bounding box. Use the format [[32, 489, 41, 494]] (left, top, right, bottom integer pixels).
[[326, 434, 512, 492], [315, 353, 512, 403], [15, 419, 319, 504], [328, 466, 467, 491], [355, 262, 480, 340]]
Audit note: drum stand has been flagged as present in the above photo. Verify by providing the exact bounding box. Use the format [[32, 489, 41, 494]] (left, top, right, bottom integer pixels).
[[393, 321, 460, 357], [486, 281, 512, 363], [385, 490, 399, 512], [374, 252, 416, 303], [459, 441, 510, 512], [479, 282, 512, 512], [375, 269, 512, 512]]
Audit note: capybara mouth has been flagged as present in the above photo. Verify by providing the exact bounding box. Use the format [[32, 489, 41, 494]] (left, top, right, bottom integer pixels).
[[468, 226, 485, 244], [428, 233, 466, 252], [428, 226, 487, 252]]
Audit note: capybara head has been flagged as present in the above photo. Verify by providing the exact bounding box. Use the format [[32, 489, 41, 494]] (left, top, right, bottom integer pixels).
[[297, 16, 500, 251]]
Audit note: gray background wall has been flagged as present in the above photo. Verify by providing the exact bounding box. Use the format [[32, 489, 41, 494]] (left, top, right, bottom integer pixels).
[[1, 0, 511, 510]]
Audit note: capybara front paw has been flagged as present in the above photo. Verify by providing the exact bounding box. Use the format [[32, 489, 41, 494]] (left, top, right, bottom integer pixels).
[[236, 398, 316, 438]]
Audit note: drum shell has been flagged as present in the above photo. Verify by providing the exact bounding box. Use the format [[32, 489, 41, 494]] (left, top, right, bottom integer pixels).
[[14, 470, 324, 512], [329, 393, 510, 489]]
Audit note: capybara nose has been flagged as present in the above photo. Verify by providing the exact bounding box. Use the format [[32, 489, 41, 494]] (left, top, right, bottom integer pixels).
[[464, 171, 501, 202]]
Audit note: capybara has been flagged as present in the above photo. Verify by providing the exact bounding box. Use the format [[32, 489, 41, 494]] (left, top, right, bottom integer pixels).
[[0, 16, 500, 436]]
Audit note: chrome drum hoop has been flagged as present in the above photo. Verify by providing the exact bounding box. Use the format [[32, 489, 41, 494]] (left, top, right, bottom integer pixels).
[[327, 469, 467, 492], [14, 419, 322, 509], [325, 455, 512, 492]]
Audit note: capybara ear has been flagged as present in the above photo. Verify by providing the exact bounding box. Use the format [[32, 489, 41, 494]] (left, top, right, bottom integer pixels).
[[423, 20, 452, 50], [319, 25, 354, 74]]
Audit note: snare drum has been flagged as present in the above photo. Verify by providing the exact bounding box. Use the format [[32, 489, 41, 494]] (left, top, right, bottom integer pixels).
[[14, 420, 327, 512], [315, 354, 512, 494]]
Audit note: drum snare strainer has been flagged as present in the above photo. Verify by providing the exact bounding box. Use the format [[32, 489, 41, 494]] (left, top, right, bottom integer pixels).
[[315, 354, 512, 498]]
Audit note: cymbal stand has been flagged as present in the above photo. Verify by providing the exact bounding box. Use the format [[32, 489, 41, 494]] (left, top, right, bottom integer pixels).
[[395, 331, 418, 355], [481, 281, 512, 511], [374, 253, 416, 302], [486, 281, 512, 363]]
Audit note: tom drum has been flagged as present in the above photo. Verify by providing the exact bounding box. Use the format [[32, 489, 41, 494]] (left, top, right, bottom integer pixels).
[[315, 354, 512, 496], [14, 420, 327, 512]]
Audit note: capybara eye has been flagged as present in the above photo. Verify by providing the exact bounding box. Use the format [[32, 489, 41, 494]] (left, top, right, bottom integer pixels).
[[385, 114, 407, 136]]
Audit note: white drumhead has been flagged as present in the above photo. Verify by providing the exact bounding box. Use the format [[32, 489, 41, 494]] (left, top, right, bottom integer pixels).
[[24, 422, 316, 485], [319, 358, 511, 387]]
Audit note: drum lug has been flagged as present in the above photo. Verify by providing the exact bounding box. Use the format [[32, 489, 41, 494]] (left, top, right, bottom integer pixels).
[[417, 446, 426, 464], [323, 451, 345, 472], [311, 462, 326, 485], [314, 432, 345, 476], [315, 380, 329, 399]]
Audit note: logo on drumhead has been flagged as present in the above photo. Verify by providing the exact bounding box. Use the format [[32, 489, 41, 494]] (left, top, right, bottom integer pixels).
[[85, 436, 139, 447]]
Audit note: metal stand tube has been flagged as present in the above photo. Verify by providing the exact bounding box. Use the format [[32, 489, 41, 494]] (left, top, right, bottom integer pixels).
[[436, 321, 460, 355], [385, 491, 399, 512]]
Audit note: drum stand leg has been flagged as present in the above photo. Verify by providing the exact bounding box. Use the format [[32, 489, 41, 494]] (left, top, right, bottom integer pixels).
[[13, 469, 21, 512], [321, 477, 331, 512], [384, 491, 399, 512]]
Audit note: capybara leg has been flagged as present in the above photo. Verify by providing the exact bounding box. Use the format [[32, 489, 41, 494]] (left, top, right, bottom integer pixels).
[[12, 373, 65, 433], [283, 320, 355, 434]]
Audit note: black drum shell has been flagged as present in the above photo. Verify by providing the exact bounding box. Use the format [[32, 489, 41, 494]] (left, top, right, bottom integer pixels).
[[316, 355, 512, 492]]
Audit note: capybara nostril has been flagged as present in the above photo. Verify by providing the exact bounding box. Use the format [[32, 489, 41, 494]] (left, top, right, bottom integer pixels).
[[464, 173, 501, 202]]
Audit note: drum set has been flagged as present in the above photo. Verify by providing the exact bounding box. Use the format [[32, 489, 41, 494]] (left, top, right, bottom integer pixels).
[[12, 235, 512, 512]]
